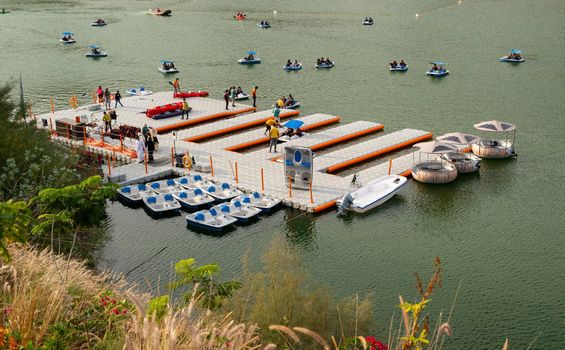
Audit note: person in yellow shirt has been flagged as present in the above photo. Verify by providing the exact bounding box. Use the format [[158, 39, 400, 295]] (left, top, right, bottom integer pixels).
[[171, 78, 180, 94], [251, 85, 258, 107], [269, 123, 279, 153], [102, 111, 111, 132], [181, 98, 189, 120], [264, 118, 275, 135]]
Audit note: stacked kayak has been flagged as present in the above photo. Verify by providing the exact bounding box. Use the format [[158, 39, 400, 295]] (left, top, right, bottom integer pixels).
[[146, 102, 183, 118], [174, 91, 209, 98]]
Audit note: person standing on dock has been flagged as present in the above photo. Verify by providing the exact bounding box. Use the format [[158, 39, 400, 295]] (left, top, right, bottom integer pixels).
[[230, 86, 236, 107], [142, 123, 149, 142], [181, 98, 189, 120], [171, 78, 180, 94], [114, 90, 123, 107], [146, 133, 155, 162], [136, 136, 145, 163], [264, 117, 275, 135], [104, 88, 111, 109], [251, 86, 258, 107], [102, 111, 111, 132], [273, 104, 281, 123], [223, 90, 230, 110], [97, 86, 103, 104], [269, 123, 280, 153]]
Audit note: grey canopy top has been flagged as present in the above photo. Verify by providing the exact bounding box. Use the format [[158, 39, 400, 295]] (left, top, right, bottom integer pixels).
[[473, 120, 516, 132]]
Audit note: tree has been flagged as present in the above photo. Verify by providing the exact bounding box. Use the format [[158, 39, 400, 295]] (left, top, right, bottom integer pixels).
[[0, 199, 32, 261]]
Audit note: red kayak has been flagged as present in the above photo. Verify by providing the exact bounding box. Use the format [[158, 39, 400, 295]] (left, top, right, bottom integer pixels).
[[145, 102, 183, 117], [173, 91, 209, 98]]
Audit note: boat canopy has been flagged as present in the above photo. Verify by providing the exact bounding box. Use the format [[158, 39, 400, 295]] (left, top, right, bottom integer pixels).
[[160, 59, 174, 64], [414, 141, 458, 154], [89, 44, 100, 49], [283, 120, 304, 129], [62, 32, 74, 35], [436, 132, 480, 145], [510, 49, 521, 54], [430, 61, 447, 65], [246, 51, 257, 55], [473, 120, 516, 132]]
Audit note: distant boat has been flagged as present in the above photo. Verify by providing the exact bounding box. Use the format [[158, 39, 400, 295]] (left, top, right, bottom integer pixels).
[[147, 9, 172, 16], [499, 49, 525, 63], [426, 61, 449, 76], [85, 45, 107, 57]]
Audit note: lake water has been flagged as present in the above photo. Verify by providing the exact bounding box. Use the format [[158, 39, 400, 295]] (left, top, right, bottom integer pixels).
[[2, 0, 564, 347]]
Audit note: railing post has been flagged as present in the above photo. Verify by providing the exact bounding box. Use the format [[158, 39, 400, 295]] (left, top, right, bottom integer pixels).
[[235, 161, 239, 184], [261, 168, 265, 192], [144, 153, 148, 174], [106, 154, 111, 177], [209, 155, 214, 177], [388, 158, 393, 175], [309, 180, 314, 204], [288, 175, 292, 198]]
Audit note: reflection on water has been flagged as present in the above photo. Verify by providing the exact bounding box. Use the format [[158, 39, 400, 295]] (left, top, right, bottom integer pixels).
[[282, 209, 317, 250]]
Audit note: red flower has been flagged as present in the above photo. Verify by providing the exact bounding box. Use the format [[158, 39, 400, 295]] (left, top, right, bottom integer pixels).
[[111, 308, 119, 315], [122, 309, 128, 315]]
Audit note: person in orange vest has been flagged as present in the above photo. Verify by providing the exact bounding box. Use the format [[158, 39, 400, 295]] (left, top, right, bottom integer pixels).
[[181, 98, 189, 120], [251, 85, 258, 107], [171, 78, 180, 94]]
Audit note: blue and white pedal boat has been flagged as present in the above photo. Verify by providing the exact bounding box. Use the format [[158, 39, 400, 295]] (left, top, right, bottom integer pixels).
[[117, 183, 152, 207], [142, 193, 181, 216], [174, 175, 213, 190], [234, 192, 281, 214], [211, 200, 261, 223], [202, 183, 243, 202], [147, 179, 185, 195], [172, 188, 215, 211], [186, 208, 237, 232]]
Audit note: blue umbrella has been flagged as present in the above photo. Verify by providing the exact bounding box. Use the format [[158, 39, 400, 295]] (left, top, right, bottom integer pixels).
[[510, 49, 521, 54], [246, 51, 257, 55], [430, 61, 447, 65], [160, 59, 174, 64], [284, 120, 304, 129], [89, 44, 100, 49], [62, 32, 74, 35]]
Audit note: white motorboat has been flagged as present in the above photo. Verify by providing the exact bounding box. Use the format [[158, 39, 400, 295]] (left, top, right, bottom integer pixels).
[[142, 193, 181, 216], [336, 175, 407, 213], [174, 175, 213, 189], [117, 183, 152, 206], [126, 87, 153, 96], [202, 183, 243, 202], [235, 92, 249, 100], [186, 208, 238, 232], [211, 200, 261, 223], [172, 188, 215, 211], [235, 192, 281, 213], [147, 9, 172, 16], [147, 179, 185, 195]]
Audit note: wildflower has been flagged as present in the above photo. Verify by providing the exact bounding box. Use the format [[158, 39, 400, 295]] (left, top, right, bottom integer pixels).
[[0, 326, 6, 347], [9, 336, 18, 350], [122, 309, 128, 315], [111, 308, 119, 315]]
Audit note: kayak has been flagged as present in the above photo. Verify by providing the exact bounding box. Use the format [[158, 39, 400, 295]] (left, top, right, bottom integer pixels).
[[147, 9, 172, 16], [315, 62, 334, 68], [238, 58, 261, 64], [158, 67, 179, 73], [283, 64, 302, 71], [151, 107, 191, 119], [235, 93, 249, 100], [174, 91, 209, 98], [257, 22, 271, 28], [0, 10, 10, 14], [499, 56, 525, 63], [146, 102, 183, 118], [86, 51, 108, 57], [390, 65, 408, 71]]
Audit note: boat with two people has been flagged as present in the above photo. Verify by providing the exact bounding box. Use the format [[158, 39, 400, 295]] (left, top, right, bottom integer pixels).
[[185, 208, 238, 232], [337, 175, 408, 214], [158, 60, 179, 73], [85, 45, 107, 57], [362, 17, 374, 25], [172, 188, 215, 211], [234, 12, 246, 20], [234, 192, 281, 214], [426, 61, 449, 77], [390, 60, 408, 71], [284, 59, 302, 71], [238, 51, 261, 64], [142, 193, 181, 217], [257, 20, 271, 28], [92, 18, 107, 26], [499, 49, 525, 63], [59, 32, 76, 44], [275, 94, 300, 109], [279, 119, 307, 143], [147, 8, 172, 16], [232, 86, 249, 100], [316, 57, 334, 68]]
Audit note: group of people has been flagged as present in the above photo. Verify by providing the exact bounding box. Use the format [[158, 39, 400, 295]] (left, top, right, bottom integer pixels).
[[317, 57, 333, 65], [282, 127, 303, 139], [265, 118, 281, 153], [61, 34, 74, 41], [235, 12, 246, 19], [259, 20, 270, 26], [96, 86, 123, 109], [507, 52, 522, 60], [276, 94, 296, 108], [364, 17, 374, 23], [94, 18, 105, 24], [90, 46, 102, 55], [390, 60, 407, 68], [137, 124, 160, 163], [285, 59, 301, 68], [430, 63, 446, 71], [161, 61, 176, 70], [244, 53, 255, 60], [223, 85, 258, 109]]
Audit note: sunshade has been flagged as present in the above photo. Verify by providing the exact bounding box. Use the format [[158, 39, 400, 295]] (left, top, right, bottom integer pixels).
[[283, 120, 304, 129], [510, 49, 521, 54], [414, 141, 458, 154], [62, 32, 74, 35], [473, 120, 516, 132], [89, 45, 100, 49], [160, 59, 174, 63], [436, 132, 480, 145], [246, 51, 257, 55], [430, 61, 447, 65]]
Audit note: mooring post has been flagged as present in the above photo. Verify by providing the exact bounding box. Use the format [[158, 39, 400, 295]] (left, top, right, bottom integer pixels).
[[388, 158, 393, 175], [209, 155, 214, 177], [235, 161, 239, 184], [261, 168, 265, 192]]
